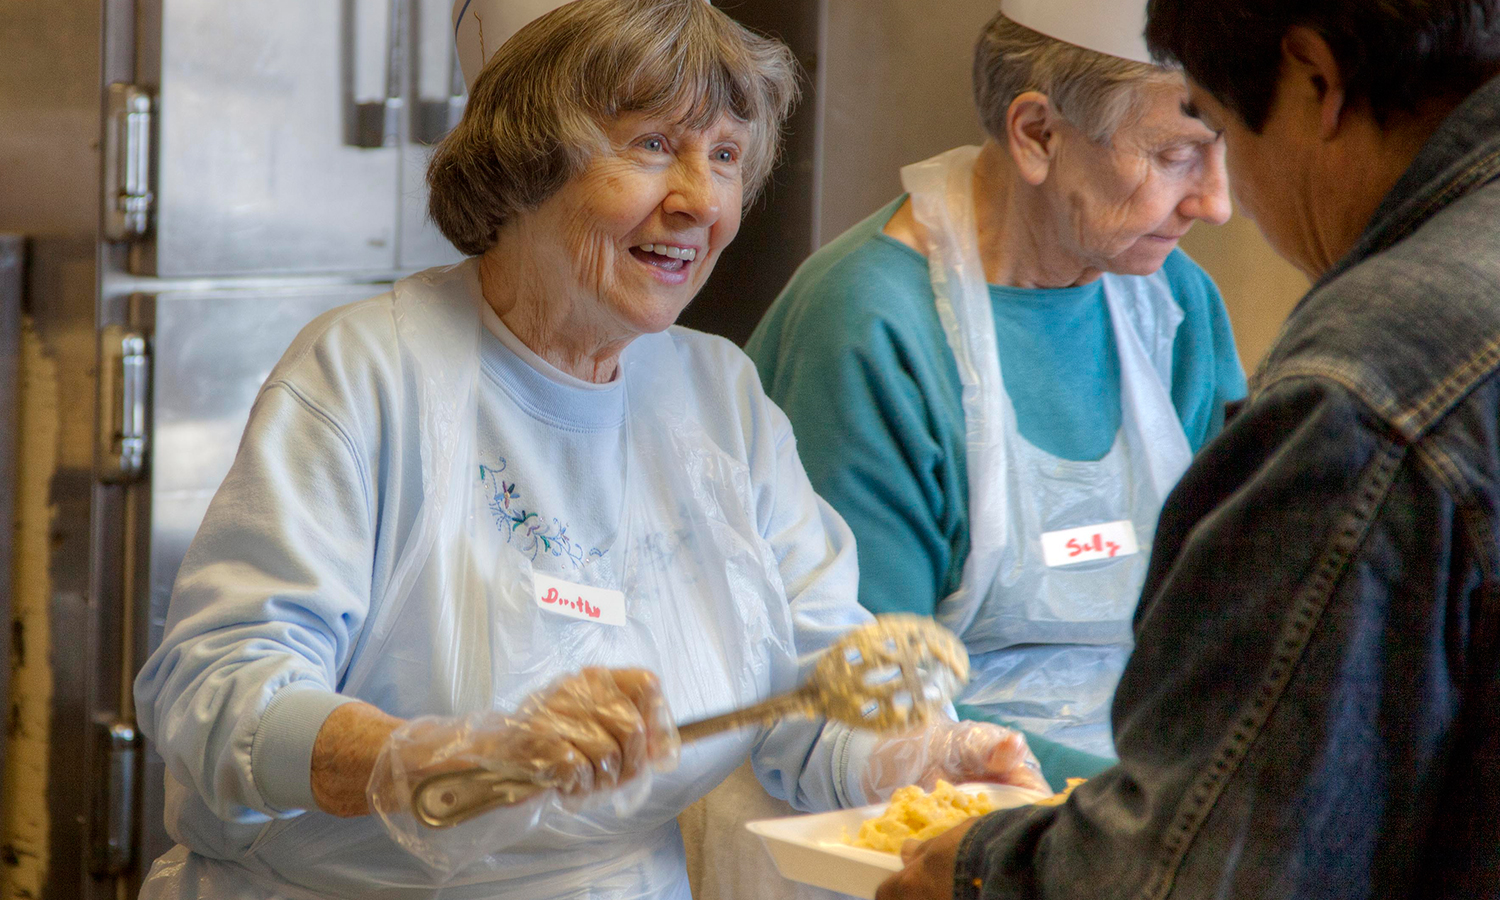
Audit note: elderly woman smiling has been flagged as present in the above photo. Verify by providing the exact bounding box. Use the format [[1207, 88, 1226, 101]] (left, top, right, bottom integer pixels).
[[132, 2, 1044, 899]]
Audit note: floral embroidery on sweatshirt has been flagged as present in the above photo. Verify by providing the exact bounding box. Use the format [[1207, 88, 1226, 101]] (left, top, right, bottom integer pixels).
[[479, 460, 607, 567]]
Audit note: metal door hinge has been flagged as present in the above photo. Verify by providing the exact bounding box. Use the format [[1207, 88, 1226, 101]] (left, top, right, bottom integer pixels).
[[104, 84, 155, 241], [89, 721, 141, 877], [99, 326, 150, 483]]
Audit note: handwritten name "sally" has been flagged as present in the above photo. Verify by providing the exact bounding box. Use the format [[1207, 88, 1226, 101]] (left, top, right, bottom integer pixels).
[[541, 587, 603, 619]]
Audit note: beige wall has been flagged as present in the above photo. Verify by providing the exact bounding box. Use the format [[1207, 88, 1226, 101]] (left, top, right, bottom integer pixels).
[[819, 0, 994, 244], [1180, 212, 1310, 372]]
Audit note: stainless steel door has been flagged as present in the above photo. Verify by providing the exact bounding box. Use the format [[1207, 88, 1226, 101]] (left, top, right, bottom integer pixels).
[[399, 0, 468, 269], [146, 0, 405, 276], [134, 283, 387, 869]]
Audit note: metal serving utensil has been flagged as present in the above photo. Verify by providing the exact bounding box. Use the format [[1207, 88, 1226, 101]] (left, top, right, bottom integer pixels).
[[410, 614, 969, 829]]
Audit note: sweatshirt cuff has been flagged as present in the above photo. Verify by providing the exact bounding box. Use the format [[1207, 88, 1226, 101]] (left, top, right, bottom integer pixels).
[[833, 727, 881, 808], [251, 684, 357, 813]]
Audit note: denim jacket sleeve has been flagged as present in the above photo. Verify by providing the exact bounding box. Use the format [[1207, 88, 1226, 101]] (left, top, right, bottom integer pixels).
[[952, 368, 1499, 900]]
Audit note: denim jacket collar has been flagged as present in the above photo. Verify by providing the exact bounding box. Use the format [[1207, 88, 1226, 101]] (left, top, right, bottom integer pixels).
[[1253, 72, 1500, 439], [1316, 71, 1500, 291]]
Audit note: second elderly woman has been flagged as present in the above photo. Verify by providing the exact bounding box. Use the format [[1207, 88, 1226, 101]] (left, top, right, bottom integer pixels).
[[132, 2, 1047, 899], [747, 1, 1247, 780]]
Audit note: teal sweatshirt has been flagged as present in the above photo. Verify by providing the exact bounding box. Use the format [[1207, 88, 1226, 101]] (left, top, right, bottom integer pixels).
[[746, 198, 1247, 785]]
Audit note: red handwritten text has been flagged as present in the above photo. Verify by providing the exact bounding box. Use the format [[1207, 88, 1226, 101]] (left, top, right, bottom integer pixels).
[[1065, 534, 1121, 559], [541, 586, 602, 619]]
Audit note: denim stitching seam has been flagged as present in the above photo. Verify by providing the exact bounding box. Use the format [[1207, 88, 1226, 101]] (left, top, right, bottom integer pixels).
[[1393, 148, 1500, 246], [1397, 337, 1500, 438], [1411, 441, 1464, 499], [1365, 148, 1500, 263], [1255, 362, 1400, 424], [1408, 442, 1494, 576], [954, 817, 988, 900], [1136, 438, 1405, 900], [1463, 504, 1499, 586]]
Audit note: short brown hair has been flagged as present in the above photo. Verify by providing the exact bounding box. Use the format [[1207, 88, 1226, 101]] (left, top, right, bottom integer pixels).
[[428, 0, 799, 256]]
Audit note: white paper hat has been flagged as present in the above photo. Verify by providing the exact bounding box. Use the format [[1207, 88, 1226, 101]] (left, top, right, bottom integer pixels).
[[453, 0, 576, 92], [453, 0, 713, 93], [1000, 0, 1153, 65]]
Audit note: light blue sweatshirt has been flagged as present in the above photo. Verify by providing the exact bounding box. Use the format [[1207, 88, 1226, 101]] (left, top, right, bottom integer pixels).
[[133, 264, 874, 899]]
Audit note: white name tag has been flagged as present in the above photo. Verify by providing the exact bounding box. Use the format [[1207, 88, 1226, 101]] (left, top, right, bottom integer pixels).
[[532, 572, 627, 627], [1040, 520, 1140, 568]]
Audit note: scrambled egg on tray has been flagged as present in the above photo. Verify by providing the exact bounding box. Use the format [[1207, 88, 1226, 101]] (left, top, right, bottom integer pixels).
[[844, 781, 997, 853], [844, 777, 1088, 853]]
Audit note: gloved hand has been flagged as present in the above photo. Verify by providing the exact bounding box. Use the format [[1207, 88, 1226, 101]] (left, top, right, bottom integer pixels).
[[860, 717, 1048, 803], [368, 668, 679, 877]]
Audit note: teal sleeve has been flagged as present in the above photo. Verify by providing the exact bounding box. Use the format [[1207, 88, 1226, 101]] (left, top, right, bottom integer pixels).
[[1164, 250, 1249, 450], [954, 703, 1115, 791], [746, 259, 963, 619]]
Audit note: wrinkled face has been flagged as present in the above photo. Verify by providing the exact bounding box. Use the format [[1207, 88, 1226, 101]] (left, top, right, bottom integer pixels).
[[1045, 80, 1231, 275], [524, 111, 748, 336]]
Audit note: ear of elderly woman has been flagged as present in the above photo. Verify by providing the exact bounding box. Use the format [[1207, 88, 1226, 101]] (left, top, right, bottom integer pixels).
[[130, 2, 1043, 898]]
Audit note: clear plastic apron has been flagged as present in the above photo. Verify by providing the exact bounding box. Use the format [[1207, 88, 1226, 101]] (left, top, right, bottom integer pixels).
[[901, 147, 1192, 758], [140, 262, 798, 900]]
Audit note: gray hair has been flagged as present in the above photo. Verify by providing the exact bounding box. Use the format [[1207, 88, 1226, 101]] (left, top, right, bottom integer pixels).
[[429, 0, 800, 257], [973, 12, 1178, 145]]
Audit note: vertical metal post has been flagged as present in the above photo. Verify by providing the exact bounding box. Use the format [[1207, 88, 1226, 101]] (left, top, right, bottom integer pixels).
[[0, 234, 22, 785]]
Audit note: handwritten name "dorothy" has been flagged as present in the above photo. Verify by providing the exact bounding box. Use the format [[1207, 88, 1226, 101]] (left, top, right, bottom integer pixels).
[[532, 573, 626, 626], [541, 587, 602, 619]]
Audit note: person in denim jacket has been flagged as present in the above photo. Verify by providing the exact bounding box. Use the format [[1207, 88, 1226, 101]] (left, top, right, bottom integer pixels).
[[879, 1, 1500, 898]]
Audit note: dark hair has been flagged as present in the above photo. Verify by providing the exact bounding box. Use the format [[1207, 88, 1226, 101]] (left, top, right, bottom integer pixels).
[[1145, 0, 1500, 132], [429, 0, 799, 257]]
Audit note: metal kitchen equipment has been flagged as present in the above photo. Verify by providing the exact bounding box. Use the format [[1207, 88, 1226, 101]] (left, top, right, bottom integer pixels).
[[411, 616, 970, 829], [8, 0, 467, 895]]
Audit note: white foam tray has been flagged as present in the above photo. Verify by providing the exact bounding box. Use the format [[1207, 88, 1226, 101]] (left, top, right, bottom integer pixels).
[[745, 784, 1050, 899]]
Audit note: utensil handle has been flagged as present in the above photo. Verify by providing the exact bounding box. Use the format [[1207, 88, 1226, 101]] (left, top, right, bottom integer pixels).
[[411, 769, 548, 829], [409, 686, 820, 828], [677, 689, 817, 743]]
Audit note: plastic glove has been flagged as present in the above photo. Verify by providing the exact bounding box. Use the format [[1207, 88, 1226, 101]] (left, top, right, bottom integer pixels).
[[860, 717, 1048, 803], [367, 668, 680, 878]]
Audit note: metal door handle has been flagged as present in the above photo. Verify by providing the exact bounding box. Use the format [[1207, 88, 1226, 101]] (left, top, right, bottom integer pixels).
[[343, 0, 406, 148], [409, 0, 467, 145]]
